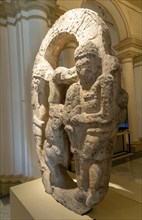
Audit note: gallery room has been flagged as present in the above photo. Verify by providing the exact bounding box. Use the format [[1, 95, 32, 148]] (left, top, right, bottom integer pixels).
[[0, 0, 142, 219]]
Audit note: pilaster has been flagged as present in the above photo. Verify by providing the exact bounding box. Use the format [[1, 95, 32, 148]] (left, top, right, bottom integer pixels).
[[121, 57, 138, 142], [114, 37, 142, 149]]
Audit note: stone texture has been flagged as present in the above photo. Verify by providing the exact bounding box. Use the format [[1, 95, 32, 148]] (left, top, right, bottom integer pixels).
[[32, 8, 128, 215]]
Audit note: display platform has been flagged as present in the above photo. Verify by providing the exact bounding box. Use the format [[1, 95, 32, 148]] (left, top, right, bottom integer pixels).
[[10, 178, 141, 220]]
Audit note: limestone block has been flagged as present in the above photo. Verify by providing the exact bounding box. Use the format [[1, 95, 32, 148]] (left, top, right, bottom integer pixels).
[[32, 8, 128, 215]]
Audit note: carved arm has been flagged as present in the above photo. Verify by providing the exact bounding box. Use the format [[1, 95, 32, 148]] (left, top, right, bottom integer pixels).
[[53, 66, 78, 85]]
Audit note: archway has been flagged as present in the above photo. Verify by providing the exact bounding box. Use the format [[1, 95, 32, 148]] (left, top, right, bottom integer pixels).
[[81, 0, 129, 42]]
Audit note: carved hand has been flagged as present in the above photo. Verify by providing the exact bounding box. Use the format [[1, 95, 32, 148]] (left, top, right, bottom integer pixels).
[[71, 112, 112, 124]]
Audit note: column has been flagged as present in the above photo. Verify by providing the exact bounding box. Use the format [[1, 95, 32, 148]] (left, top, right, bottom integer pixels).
[[133, 57, 142, 140], [60, 42, 78, 68], [121, 57, 139, 143], [0, 0, 57, 178]]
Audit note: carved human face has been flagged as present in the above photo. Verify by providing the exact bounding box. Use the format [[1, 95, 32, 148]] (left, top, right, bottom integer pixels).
[[75, 54, 101, 90]]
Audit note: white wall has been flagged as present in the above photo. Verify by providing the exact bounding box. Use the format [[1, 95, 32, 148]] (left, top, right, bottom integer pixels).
[[0, 9, 49, 177], [0, 25, 14, 174]]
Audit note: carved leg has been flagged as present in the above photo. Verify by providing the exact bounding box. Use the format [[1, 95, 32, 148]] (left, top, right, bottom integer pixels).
[[86, 159, 112, 206]]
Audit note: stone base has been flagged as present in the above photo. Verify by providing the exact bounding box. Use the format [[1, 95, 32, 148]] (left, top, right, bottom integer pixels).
[[10, 178, 141, 220]]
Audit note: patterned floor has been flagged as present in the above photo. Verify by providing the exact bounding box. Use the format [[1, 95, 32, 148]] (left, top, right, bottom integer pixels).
[[0, 195, 10, 220]]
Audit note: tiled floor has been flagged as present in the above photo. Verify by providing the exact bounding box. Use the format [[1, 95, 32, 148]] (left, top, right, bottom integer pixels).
[[0, 195, 10, 220], [0, 156, 142, 220], [110, 157, 142, 204]]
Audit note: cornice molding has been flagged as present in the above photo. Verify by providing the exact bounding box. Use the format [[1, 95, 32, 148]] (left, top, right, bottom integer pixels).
[[0, 0, 56, 19], [134, 55, 142, 64], [114, 37, 142, 60], [114, 37, 142, 51]]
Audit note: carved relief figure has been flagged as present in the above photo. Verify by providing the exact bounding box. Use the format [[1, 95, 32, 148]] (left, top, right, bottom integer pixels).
[[32, 9, 128, 215]]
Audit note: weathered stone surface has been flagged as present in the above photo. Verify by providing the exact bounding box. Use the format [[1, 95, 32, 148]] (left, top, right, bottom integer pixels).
[[32, 8, 128, 215]]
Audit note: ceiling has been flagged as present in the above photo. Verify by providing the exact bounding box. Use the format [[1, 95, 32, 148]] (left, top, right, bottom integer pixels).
[[57, 0, 142, 10], [126, 0, 142, 9], [57, 0, 81, 10]]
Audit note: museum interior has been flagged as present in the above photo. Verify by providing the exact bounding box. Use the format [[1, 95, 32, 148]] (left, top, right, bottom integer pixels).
[[0, 0, 142, 219]]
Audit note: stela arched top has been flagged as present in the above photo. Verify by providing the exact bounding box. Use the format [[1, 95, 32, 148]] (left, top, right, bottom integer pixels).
[[32, 8, 113, 81]]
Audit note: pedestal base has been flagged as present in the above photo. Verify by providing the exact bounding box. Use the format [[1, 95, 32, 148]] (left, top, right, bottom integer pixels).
[[10, 178, 141, 220]]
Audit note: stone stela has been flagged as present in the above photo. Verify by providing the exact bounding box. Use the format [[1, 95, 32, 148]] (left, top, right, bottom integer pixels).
[[32, 8, 128, 215]]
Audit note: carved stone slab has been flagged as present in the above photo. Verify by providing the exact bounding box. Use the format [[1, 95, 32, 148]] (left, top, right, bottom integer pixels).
[[32, 8, 128, 215]]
